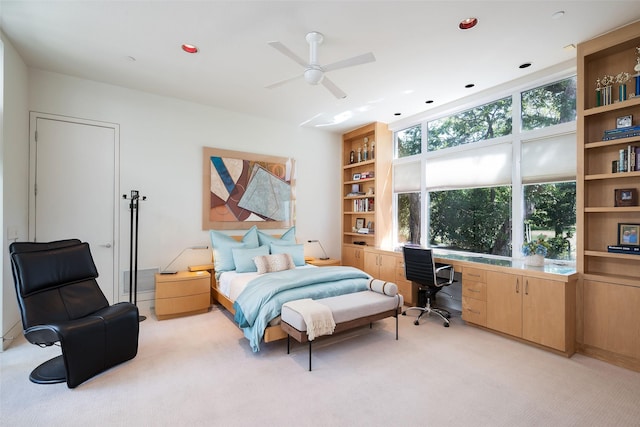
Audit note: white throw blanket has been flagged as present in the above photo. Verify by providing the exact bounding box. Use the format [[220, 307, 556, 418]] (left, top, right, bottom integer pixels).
[[283, 298, 336, 341]]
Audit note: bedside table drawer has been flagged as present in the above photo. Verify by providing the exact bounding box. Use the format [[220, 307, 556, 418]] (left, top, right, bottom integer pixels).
[[156, 293, 209, 317], [156, 276, 209, 298]]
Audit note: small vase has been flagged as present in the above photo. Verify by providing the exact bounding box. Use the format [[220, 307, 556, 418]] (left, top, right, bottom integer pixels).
[[525, 254, 544, 267]]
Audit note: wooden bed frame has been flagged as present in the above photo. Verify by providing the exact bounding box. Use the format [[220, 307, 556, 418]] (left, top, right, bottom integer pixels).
[[190, 232, 289, 343]]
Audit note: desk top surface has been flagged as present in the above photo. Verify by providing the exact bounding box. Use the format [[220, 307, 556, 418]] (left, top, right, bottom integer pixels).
[[433, 251, 576, 276]]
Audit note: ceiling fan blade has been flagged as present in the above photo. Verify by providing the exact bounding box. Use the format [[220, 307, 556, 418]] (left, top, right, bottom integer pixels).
[[322, 52, 376, 73], [322, 76, 347, 99], [265, 73, 303, 89], [267, 41, 308, 68]]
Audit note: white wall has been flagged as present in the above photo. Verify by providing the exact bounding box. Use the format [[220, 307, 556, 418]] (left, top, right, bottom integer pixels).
[[1, 31, 30, 349]]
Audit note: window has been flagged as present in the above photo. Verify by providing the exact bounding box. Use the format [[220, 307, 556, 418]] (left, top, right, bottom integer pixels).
[[396, 125, 421, 158], [397, 193, 421, 244], [524, 182, 576, 260], [392, 73, 577, 260], [521, 76, 576, 131], [430, 187, 512, 256], [427, 97, 512, 151]]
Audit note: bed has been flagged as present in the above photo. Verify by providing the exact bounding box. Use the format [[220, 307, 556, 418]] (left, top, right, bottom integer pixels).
[[207, 226, 372, 351]]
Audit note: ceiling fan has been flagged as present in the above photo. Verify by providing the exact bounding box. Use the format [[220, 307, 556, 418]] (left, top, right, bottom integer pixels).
[[266, 31, 376, 99]]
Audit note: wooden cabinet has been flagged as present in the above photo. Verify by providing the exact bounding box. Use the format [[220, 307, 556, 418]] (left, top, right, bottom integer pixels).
[[341, 122, 392, 266], [461, 267, 487, 327], [363, 248, 396, 282], [486, 271, 575, 353], [342, 245, 364, 270], [577, 20, 640, 370], [155, 271, 210, 320]]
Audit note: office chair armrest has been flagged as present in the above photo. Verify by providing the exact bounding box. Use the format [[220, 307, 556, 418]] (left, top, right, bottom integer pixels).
[[24, 325, 62, 347], [435, 263, 455, 283]]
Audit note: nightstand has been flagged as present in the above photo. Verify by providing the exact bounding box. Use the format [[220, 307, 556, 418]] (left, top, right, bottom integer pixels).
[[306, 258, 341, 267], [155, 270, 211, 320]]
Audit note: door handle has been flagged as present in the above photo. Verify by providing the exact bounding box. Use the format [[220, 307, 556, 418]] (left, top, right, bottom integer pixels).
[[100, 243, 112, 248]]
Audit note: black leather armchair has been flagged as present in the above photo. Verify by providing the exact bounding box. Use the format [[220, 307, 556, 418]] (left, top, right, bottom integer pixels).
[[10, 239, 139, 388], [401, 245, 455, 327]]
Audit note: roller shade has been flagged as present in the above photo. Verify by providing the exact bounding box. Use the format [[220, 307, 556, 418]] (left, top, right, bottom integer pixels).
[[521, 132, 576, 183], [393, 160, 421, 192], [425, 142, 512, 190]]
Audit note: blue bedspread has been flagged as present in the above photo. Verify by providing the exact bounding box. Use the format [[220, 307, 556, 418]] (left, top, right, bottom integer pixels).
[[233, 266, 370, 351]]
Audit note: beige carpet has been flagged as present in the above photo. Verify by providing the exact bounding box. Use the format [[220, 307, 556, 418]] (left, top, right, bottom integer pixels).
[[2, 305, 640, 427]]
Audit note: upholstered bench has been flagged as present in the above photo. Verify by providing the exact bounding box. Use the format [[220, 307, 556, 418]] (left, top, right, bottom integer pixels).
[[280, 280, 404, 371]]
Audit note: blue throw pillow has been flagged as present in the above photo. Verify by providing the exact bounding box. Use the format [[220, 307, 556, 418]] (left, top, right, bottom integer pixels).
[[257, 226, 296, 247], [210, 226, 259, 274], [270, 241, 305, 266], [232, 245, 269, 273]]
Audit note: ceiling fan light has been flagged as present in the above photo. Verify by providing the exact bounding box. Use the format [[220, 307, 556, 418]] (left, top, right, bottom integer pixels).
[[304, 68, 324, 85]]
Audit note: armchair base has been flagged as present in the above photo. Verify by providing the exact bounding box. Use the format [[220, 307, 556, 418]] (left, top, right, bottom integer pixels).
[[30, 355, 66, 384]]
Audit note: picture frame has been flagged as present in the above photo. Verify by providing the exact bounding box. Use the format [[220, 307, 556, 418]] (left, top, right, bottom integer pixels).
[[617, 223, 640, 246], [355, 218, 365, 229], [353, 173, 361, 181], [202, 147, 295, 230], [616, 114, 632, 128], [614, 188, 637, 207]]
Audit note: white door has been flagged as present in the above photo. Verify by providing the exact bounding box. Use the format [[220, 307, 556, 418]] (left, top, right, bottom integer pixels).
[[30, 114, 119, 304]]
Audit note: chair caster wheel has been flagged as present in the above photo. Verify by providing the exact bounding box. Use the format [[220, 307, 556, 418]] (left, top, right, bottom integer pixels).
[[444, 323, 450, 327], [414, 321, 420, 326], [444, 313, 451, 319]]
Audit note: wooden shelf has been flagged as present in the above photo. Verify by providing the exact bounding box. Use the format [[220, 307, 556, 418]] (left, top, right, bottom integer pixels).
[[341, 122, 391, 255], [584, 206, 640, 213], [585, 171, 640, 181], [577, 20, 640, 371], [583, 96, 640, 116]]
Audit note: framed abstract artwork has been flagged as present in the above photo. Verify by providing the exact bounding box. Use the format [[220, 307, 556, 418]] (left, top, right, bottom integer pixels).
[[202, 147, 295, 230]]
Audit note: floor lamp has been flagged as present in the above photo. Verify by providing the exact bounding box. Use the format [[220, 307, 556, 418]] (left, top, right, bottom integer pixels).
[[123, 190, 147, 322]]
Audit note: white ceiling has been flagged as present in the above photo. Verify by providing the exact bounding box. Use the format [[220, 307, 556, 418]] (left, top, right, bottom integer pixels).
[[1, 1, 639, 134]]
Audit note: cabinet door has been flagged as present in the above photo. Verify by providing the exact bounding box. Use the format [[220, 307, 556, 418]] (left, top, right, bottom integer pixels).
[[486, 271, 522, 337], [378, 253, 397, 282], [363, 250, 379, 277], [342, 246, 364, 269], [522, 277, 566, 351]]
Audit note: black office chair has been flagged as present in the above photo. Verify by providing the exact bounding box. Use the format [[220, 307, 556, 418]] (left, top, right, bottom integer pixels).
[[401, 246, 455, 327], [10, 239, 140, 388]]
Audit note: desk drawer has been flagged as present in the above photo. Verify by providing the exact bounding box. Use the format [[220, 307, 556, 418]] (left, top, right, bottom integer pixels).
[[463, 281, 486, 301], [462, 296, 486, 326], [462, 267, 486, 283]]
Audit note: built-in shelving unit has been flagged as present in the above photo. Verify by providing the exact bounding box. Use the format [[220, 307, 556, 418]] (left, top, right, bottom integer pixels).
[[576, 20, 640, 371], [341, 122, 391, 269]]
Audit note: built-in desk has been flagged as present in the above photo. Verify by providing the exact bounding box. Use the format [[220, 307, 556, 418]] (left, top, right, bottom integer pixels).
[[432, 252, 577, 357], [362, 248, 577, 357]]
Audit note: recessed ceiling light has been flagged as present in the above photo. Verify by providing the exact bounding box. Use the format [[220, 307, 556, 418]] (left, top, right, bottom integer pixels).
[[459, 17, 478, 30], [181, 44, 199, 54], [563, 44, 576, 51], [519, 62, 532, 69], [465, 83, 475, 88], [425, 100, 434, 104], [394, 113, 402, 116], [552, 11, 565, 20], [126, 56, 136, 62]]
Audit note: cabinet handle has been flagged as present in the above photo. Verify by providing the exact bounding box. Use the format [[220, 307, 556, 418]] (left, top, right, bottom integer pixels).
[[466, 308, 481, 314], [525, 280, 529, 296], [516, 278, 520, 294], [468, 273, 480, 278], [468, 288, 480, 293]]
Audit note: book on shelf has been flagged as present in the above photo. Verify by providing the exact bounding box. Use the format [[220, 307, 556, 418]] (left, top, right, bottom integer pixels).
[[352, 197, 374, 212], [607, 245, 640, 254], [603, 125, 640, 141], [613, 145, 639, 173]]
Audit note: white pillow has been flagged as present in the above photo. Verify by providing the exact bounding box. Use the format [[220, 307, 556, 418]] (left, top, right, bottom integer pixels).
[[254, 253, 296, 274]]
